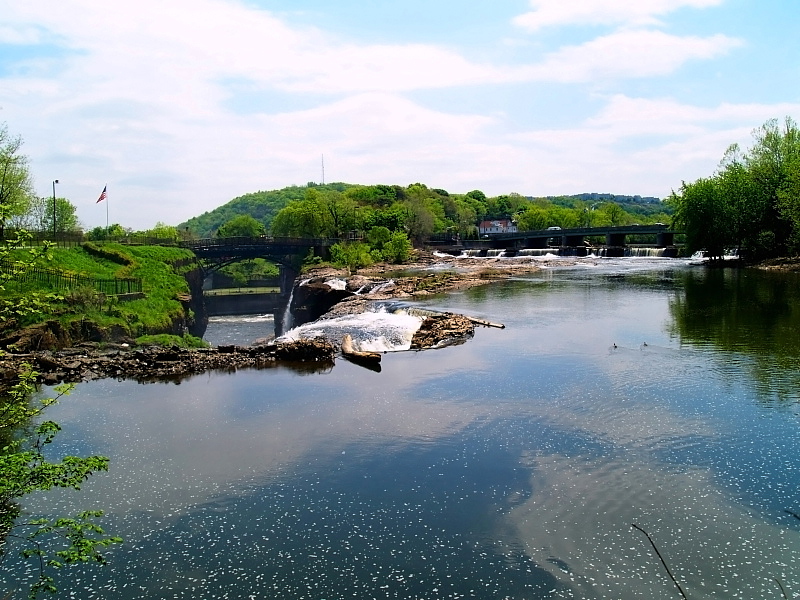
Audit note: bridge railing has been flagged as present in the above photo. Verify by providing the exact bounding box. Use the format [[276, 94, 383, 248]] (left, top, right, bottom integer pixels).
[[180, 236, 341, 249], [487, 224, 671, 240]]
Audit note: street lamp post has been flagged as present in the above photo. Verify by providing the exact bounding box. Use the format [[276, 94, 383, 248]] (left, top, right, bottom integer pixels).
[[52, 179, 59, 240]]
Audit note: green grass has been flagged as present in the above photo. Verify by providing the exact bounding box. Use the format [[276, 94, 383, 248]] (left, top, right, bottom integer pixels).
[[1, 243, 200, 341], [204, 287, 280, 295], [135, 333, 209, 348], [11, 246, 122, 278]]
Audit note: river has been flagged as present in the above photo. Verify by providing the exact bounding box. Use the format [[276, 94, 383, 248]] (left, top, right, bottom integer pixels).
[[4, 256, 800, 599]]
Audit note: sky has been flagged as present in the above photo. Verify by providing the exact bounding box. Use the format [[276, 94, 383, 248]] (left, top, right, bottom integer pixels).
[[1, 0, 799, 231]]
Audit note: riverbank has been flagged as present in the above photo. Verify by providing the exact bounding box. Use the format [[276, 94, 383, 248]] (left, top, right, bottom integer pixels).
[[305, 250, 556, 297], [754, 256, 800, 271], [0, 339, 337, 387], [0, 252, 531, 385]]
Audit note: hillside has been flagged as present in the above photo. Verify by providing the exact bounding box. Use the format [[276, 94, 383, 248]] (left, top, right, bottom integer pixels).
[[543, 193, 671, 219], [178, 183, 672, 238], [178, 183, 350, 238]]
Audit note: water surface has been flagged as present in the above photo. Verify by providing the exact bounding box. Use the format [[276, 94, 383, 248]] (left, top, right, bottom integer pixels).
[[5, 257, 800, 599]]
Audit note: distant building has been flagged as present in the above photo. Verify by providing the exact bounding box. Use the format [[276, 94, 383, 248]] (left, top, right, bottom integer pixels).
[[478, 219, 517, 234]]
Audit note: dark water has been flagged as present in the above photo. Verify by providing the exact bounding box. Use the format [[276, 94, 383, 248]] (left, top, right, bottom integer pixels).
[[5, 257, 800, 599]]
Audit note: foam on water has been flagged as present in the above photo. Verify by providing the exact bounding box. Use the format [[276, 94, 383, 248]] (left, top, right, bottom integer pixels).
[[278, 305, 424, 352], [324, 278, 347, 291]]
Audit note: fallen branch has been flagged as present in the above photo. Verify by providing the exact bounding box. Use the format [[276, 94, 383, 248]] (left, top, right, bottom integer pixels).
[[774, 577, 789, 599], [464, 316, 505, 329], [631, 523, 688, 599]]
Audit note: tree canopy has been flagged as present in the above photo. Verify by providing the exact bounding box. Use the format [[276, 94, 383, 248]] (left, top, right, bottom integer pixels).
[[0, 123, 35, 238], [11, 196, 82, 234], [216, 214, 265, 238], [670, 117, 800, 260]]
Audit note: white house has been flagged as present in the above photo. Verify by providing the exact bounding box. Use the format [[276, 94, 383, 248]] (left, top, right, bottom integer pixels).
[[478, 219, 517, 235]]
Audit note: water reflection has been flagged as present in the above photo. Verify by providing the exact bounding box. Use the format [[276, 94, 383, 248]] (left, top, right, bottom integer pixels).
[[670, 267, 800, 405], [5, 259, 800, 599]]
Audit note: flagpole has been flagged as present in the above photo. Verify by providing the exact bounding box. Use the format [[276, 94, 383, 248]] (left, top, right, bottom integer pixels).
[[97, 185, 108, 231]]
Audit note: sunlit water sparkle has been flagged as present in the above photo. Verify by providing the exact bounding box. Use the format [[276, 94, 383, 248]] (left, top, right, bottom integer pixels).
[[4, 256, 800, 599]]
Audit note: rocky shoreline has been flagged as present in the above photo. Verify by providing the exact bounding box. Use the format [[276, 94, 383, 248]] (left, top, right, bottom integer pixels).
[[7, 249, 797, 387], [1, 251, 546, 386], [0, 310, 483, 386]]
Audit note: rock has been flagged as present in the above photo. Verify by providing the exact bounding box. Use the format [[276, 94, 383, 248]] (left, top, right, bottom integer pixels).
[[345, 276, 371, 293], [274, 338, 335, 362], [289, 278, 354, 326], [410, 314, 475, 350]]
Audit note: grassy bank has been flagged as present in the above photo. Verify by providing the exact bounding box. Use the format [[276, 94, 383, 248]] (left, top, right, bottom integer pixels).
[[1, 243, 206, 348]]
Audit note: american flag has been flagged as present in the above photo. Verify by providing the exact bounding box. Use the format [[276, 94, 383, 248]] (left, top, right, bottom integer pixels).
[[96, 185, 107, 203]]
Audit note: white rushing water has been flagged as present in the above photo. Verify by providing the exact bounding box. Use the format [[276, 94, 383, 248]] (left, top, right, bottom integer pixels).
[[278, 304, 425, 352]]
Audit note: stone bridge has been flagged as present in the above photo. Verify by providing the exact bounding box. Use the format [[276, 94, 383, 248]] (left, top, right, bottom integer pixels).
[[180, 236, 339, 294]]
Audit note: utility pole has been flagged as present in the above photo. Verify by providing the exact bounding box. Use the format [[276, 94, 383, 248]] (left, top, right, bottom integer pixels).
[[52, 179, 59, 239]]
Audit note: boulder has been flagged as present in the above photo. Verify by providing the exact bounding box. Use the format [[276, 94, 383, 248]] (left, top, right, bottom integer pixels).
[[274, 338, 335, 362], [410, 314, 475, 350]]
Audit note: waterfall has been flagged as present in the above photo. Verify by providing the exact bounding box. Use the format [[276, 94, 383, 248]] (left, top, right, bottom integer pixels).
[[278, 304, 424, 352], [280, 278, 309, 335], [625, 247, 666, 257], [517, 248, 557, 257]]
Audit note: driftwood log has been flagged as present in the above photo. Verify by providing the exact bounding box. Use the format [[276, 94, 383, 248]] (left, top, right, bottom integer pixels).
[[340, 333, 382, 370], [464, 315, 505, 329]]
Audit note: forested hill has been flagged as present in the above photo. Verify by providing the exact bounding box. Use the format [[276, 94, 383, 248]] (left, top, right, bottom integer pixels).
[[179, 182, 670, 238], [546, 193, 667, 218], [178, 183, 350, 238]]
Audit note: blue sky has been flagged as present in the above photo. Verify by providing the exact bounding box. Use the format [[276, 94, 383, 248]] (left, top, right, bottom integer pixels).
[[1, 0, 798, 230]]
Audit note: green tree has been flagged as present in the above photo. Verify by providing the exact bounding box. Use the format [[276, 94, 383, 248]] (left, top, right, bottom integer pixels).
[[403, 196, 436, 246], [366, 226, 391, 250], [516, 205, 550, 231], [0, 123, 35, 239], [465, 189, 487, 204], [329, 241, 373, 272], [381, 231, 412, 263], [217, 214, 265, 238], [598, 202, 627, 227], [777, 156, 800, 251], [319, 190, 358, 237], [219, 258, 279, 286], [141, 222, 180, 241], [671, 117, 800, 260], [671, 177, 729, 260], [270, 189, 327, 237], [85, 224, 128, 241], [15, 196, 82, 234]]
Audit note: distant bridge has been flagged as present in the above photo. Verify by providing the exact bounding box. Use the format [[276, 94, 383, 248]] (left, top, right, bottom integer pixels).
[[430, 224, 679, 257], [180, 236, 340, 294]]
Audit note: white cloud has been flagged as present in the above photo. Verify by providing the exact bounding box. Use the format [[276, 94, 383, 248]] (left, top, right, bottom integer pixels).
[[0, 0, 792, 228], [506, 96, 800, 195], [0, 25, 43, 45], [513, 0, 724, 31], [526, 29, 742, 82]]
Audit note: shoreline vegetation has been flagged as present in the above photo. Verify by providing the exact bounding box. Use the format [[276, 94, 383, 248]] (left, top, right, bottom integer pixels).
[[2, 248, 799, 388], [0, 249, 544, 385]]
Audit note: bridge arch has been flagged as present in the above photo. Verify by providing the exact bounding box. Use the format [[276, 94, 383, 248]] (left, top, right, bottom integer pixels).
[[180, 236, 337, 294]]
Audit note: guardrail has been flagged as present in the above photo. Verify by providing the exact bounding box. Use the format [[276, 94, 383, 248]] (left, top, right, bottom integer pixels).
[[0, 260, 143, 295]]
